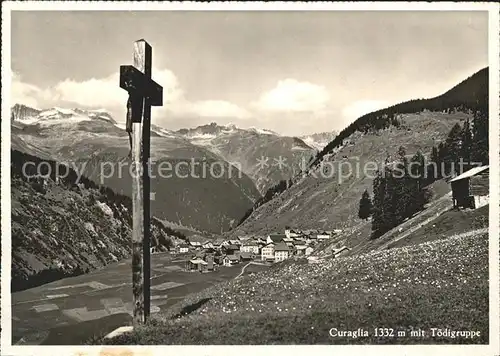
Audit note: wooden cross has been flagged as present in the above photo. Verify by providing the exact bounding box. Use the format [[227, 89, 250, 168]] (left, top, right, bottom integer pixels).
[[119, 39, 163, 325]]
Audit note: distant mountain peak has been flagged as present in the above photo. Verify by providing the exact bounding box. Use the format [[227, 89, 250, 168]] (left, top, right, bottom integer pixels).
[[300, 131, 339, 151], [10, 103, 117, 125]]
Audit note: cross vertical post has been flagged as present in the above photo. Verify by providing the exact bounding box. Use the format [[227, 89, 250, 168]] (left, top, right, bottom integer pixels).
[[119, 39, 163, 325]]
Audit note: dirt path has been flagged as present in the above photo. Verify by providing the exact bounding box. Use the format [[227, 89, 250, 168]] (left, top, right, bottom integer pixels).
[[235, 261, 268, 279], [374, 193, 454, 251]]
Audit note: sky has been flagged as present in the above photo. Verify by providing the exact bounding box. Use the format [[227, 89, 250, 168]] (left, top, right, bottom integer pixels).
[[11, 10, 488, 136]]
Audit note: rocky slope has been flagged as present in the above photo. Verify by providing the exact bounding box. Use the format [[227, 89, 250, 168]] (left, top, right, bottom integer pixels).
[[11, 106, 261, 234], [176, 123, 317, 193], [11, 149, 188, 292], [231, 67, 489, 237]]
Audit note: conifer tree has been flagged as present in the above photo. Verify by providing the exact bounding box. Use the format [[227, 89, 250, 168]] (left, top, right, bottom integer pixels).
[[371, 170, 386, 238], [471, 110, 489, 165], [358, 189, 373, 220], [429, 145, 440, 181], [460, 119, 473, 171], [445, 123, 463, 175]]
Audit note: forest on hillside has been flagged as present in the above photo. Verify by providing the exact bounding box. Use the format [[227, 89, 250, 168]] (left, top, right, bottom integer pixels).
[[238, 67, 489, 229], [359, 107, 489, 238], [314, 67, 488, 166]]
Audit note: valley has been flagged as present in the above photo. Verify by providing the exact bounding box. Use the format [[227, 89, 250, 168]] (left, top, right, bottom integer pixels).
[[8, 66, 491, 346]]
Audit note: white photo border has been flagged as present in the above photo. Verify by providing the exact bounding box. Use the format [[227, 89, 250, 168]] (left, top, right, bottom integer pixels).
[[1, 2, 499, 356]]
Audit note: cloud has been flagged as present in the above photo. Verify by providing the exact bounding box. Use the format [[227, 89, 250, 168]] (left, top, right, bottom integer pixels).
[[341, 100, 389, 122], [11, 72, 46, 109], [254, 79, 330, 112], [52, 68, 183, 109], [11, 69, 250, 124]]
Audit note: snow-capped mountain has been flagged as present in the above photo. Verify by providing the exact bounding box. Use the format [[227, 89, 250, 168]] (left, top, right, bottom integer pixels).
[[176, 122, 317, 193], [300, 131, 339, 151], [11, 104, 117, 126], [10, 104, 261, 234]]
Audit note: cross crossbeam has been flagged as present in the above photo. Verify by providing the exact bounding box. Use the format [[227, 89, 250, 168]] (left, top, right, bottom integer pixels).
[[120, 65, 163, 107]]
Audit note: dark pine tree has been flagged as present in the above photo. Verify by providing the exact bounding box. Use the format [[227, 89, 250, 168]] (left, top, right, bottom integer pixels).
[[444, 123, 463, 175], [358, 189, 373, 220], [371, 170, 386, 238], [471, 110, 489, 165], [383, 165, 398, 232], [460, 119, 473, 172], [428, 145, 440, 182], [437, 142, 448, 178]]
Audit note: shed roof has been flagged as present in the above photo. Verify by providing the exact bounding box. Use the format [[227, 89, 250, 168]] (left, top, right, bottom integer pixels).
[[449, 165, 489, 183], [225, 255, 240, 261], [190, 259, 208, 265]]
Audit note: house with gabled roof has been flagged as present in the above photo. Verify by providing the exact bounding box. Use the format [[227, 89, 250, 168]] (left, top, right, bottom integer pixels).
[[188, 258, 208, 272], [450, 165, 489, 209], [222, 244, 240, 256], [189, 241, 202, 249], [202, 241, 214, 250], [240, 252, 255, 261], [223, 254, 240, 266], [241, 241, 260, 254], [176, 244, 190, 254], [295, 245, 308, 255], [261, 243, 275, 261], [284, 228, 301, 239], [274, 242, 290, 262]]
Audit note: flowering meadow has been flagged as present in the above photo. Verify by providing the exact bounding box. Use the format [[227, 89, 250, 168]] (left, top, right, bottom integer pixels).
[[99, 232, 488, 344]]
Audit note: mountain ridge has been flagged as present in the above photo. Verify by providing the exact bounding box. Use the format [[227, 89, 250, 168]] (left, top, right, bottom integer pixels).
[[231, 67, 488, 237]]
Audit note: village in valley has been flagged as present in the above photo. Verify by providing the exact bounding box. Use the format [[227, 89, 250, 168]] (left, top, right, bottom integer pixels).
[[173, 227, 349, 272]]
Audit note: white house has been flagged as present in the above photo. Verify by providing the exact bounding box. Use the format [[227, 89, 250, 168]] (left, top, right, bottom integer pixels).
[[202, 241, 214, 249], [284, 228, 301, 239], [317, 234, 331, 241], [305, 246, 314, 256], [261, 243, 275, 261], [223, 255, 240, 266], [295, 245, 308, 255], [189, 241, 202, 249], [274, 242, 290, 262], [212, 239, 225, 249], [241, 242, 260, 254], [178, 244, 190, 254]]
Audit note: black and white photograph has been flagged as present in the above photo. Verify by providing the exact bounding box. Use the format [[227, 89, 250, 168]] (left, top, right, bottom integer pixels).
[[1, 2, 499, 354]]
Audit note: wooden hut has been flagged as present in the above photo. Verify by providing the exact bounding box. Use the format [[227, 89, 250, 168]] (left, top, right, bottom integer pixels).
[[449, 165, 489, 209]]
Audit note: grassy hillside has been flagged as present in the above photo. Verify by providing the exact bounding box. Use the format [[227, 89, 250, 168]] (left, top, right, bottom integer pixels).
[[313, 67, 488, 167], [96, 232, 488, 345], [231, 67, 488, 238], [231, 111, 470, 237]]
